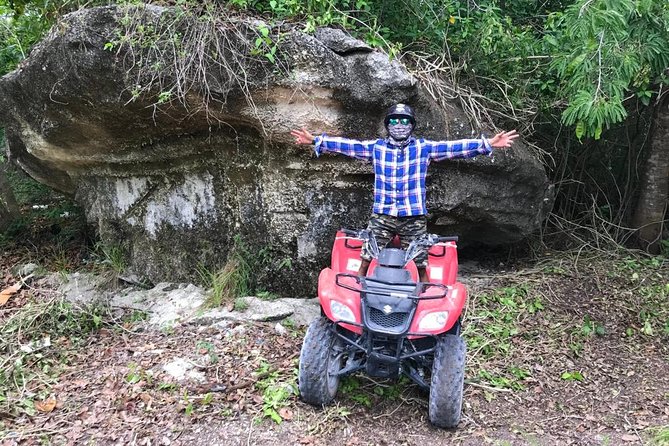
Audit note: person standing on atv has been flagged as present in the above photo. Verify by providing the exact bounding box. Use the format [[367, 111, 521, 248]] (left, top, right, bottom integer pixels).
[[291, 103, 518, 283]]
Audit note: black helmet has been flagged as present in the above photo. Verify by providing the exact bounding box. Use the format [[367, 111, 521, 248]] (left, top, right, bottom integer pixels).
[[384, 103, 416, 126]]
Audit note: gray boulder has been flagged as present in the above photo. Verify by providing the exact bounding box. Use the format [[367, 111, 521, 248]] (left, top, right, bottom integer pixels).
[[0, 5, 552, 294]]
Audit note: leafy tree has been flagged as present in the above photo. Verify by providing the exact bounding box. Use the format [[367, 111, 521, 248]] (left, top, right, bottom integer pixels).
[[0, 0, 53, 75], [548, 0, 669, 140], [1, 0, 111, 76], [543, 0, 668, 251]]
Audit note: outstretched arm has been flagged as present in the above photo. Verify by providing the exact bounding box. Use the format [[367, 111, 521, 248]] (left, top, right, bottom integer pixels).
[[427, 130, 519, 161], [291, 128, 375, 161]]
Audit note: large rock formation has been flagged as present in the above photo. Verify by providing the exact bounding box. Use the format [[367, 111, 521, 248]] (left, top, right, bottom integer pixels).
[[0, 5, 552, 293]]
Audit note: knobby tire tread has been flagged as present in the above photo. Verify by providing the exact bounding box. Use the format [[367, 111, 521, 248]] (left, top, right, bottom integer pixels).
[[298, 317, 340, 406], [429, 334, 466, 429]]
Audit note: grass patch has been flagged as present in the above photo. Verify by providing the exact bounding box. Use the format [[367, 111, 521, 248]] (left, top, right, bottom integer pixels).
[[338, 375, 413, 408], [466, 285, 542, 359], [254, 361, 296, 424], [0, 296, 108, 419], [233, 296, 249, 312], [256, 290, 277, 300], [605, 254, 669, 339], [197, 236, 287, 307], [196, 340, 219, 364], [198, 251, 251, 308], [340, 376, 372, 407], [464, 250, 669, 392], [651, 426, 669, 446], [98, 243, 127, 274]]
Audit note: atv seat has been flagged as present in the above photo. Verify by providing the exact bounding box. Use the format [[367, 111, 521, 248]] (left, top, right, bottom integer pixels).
[[370, 265, 413, 283], [368, 260, 419, 282]]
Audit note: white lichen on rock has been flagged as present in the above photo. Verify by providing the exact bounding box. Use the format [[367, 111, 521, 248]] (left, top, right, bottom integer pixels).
[[144, 173, 216, 236], [114, 177, 150, 215]]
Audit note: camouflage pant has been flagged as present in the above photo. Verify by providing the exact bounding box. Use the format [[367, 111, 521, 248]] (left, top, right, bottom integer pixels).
[[360, 213, 428, 267]]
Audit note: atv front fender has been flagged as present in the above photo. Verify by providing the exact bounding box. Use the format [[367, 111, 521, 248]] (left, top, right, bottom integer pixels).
[[318, 268, 363, 334]]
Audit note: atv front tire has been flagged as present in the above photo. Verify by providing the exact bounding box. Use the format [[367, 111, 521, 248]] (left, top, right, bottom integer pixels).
[[298, 317, 343, 406], [429, 334, 466, 428]]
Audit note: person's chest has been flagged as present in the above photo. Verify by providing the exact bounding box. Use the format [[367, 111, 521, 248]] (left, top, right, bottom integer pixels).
[[372, 143, 428, 174]]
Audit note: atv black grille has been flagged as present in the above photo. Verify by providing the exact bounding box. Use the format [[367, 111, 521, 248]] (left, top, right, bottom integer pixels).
[[369, 308, 409, 328]]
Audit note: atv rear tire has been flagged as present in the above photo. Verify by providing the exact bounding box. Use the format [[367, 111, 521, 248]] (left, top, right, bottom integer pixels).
[[298, 317, 343, 406], [429, 334, 466, 428]]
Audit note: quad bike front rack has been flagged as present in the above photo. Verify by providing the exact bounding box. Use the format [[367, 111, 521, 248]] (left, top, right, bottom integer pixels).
[[334, 273, 451, 300]]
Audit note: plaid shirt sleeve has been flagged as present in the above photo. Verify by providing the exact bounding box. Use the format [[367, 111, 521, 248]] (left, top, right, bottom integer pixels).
[[423, 136, 493, 161], [313, 134, 375, 161]]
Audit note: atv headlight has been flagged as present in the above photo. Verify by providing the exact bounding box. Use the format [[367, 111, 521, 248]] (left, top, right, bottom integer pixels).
[[330, 301, 356, 323], [418, 311, 449, 331]]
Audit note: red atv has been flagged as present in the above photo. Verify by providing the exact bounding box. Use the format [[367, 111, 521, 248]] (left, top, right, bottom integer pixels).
[[298, 229, 467, 428]]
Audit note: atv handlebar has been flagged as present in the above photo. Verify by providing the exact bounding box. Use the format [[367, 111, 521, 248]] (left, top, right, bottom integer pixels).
[[338, 228, 458, 264], [339, 229, 458, 243], [340, 228, 360, 237]]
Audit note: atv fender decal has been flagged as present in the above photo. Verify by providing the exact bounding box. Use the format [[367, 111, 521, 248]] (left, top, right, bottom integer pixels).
[[430, 266, 443, 280], [346, 258, 362, 271]]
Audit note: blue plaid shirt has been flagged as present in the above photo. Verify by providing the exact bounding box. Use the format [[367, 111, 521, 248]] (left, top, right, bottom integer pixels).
[[314, 135, 492, 217]]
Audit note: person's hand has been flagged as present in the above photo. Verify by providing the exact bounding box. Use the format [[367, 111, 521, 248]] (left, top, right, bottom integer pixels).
[[489, 130, 519, 149], [291, 128, 315, 145]]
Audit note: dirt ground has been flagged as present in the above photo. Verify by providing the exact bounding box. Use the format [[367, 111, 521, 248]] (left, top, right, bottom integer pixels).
[[1, 258, 667, 446], [1, 204, 668, 446]]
